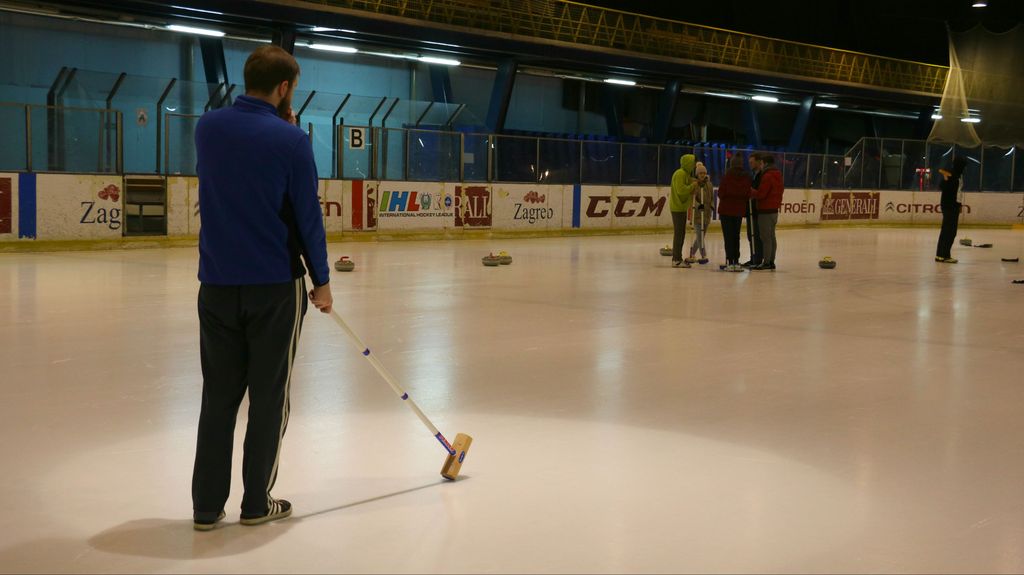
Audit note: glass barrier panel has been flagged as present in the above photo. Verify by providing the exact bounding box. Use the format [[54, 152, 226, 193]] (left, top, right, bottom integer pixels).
[[382, 128, 406, 181], [879, 139, 903, 190], [659, 145, 693, 185], [165, 114, 200, 176], [825, 155, 845, 189], [538, 138, 580, 184], [494, 135, 537, 182], [1014, 148, 1024, 191], [581, 140, 620, 184], [339, 125, 373, 180], [622, 144, 658, 185], [782, 153, 808, 189], [408, 129, 459, 182], [902, 140, 927, 191], [807, 155, 824, 189], [981, 146, 1013, 192], [463, 133, 489, 182], [0, 104, 27, 171]]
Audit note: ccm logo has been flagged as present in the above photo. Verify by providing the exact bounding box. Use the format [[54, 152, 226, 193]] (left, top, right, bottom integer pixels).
[[586, 196, 665, 218]]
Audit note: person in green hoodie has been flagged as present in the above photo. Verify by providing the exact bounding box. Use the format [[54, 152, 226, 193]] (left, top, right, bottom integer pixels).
[[670, 154, 696, 268]]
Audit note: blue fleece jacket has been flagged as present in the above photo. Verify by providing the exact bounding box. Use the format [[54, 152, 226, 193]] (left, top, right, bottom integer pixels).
[[195, 95, 329, 287]]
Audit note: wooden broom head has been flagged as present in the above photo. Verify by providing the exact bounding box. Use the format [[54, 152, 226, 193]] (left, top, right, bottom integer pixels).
[[440, 433, 473, 480]]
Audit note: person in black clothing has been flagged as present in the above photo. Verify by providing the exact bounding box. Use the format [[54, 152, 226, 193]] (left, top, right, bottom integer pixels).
[[935, 157, 967, 264], [743, 153, 764, 267], [191, 46, 333, 532]]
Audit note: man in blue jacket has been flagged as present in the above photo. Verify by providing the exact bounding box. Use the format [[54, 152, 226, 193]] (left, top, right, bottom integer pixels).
[[192, 45, 332, 531]]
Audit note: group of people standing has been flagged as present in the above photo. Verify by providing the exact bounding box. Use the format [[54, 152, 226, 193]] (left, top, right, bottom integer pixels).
[[670, 152, 785, 271]]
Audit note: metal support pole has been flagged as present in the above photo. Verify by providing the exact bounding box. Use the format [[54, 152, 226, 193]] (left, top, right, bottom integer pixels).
[[536, 137, 541, 183], [116, 111, 123, 174], [578, 139, 583, 185], [380, 98, 400, 128], [156, 78, 177, 174], [25, 105, 32, 172], [219, 84, 236, 108], [900, 140, 906, 190], [332, 94, 351, 178], [295, 90, 316, 125], [337, 125, 345, 180], [806, 152, 811, 189], [105, 72, 127, 173], [415, 101, 435, 127], [404, 128, 410, 181], [382, 129, 389, 180], [1011, 147, 1017, 192], [619, 142, 624, 186], [459, 132, 465, 182], [204, 82, 225, 112], [367, 97, 387, 128], [488, 134, 494, 183]]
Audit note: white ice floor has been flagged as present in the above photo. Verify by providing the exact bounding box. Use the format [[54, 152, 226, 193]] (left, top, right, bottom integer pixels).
[[2, 227, 1024, 574]]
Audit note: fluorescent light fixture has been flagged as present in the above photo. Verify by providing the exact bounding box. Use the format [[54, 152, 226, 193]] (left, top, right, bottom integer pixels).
[[931, 114, 943, 120], [341, 29, 357, 33], [310, 26, 337, 32], [419, 56, 461, 66], [309, 43, 358, 54], [815, 102, 839, 109], [604, 78, 637, 86], [705, 91, 747, 100], [961, 117, 981, 123], [751, 95, 779, 103], [973, 1, 987, 7], [166, 24, 225, 37]]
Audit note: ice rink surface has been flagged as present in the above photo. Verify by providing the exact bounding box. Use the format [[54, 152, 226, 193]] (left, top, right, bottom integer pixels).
[[2, 227, 1024, 573]]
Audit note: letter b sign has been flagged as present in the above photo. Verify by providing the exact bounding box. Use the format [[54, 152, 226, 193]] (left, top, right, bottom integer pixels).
[[348, 127, 365, 150]]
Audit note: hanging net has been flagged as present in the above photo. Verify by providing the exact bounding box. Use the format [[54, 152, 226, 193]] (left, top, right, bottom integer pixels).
[[928, 23, 1024, 148]]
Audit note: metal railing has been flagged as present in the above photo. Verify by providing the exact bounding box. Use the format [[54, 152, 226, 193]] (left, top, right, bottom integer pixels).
[[842, 137, 1021, 192], [0, 102, 121, 174], [291, 0, 949, 95], [4, 102, 1022, 193]]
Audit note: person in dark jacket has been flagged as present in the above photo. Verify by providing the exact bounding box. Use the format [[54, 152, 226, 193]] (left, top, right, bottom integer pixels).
[[744, 153, 764, 267], [191, 45, 332, 531], [935, 157, 967, 263], [750, 154, 784, 271], [716, 154, 751, 271]]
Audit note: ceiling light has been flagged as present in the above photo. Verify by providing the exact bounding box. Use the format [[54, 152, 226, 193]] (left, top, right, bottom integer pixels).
[[961, 117, 981, 123], [166, 24, 225, 37], [705, 91, 746, 100], [751, 95, 779, 103], [419, 56, 461, 66], [310, 27, 337, 32], [309, 43, 358, 54], [973, 1, 987, 7], [604, 78, 637, 86], [931, 114, 943, 120], [815, 102, 839, 109]]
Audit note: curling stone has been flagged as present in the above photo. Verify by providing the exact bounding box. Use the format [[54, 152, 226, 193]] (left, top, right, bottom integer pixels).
[[497, 250, 513, 265], [818, 257, 837, 269], [659, 245, 672, 256], [960, 238, 972, 246], [482, 253, 501, 266], [334, 256, 355, 272]]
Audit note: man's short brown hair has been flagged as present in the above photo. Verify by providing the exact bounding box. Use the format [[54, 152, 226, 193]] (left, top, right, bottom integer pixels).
[[244, 46, 300, 95]]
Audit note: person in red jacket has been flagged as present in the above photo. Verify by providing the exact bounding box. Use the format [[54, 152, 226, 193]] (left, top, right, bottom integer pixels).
[[716, 154, 751, 271], [750, 154, 784, 271]]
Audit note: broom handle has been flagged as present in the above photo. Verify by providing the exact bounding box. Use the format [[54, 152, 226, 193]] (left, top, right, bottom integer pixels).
[[329, 309, 455, 455]]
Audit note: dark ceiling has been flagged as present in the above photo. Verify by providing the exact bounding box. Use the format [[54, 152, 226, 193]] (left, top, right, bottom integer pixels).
[[585, 0, 1024, 65]]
